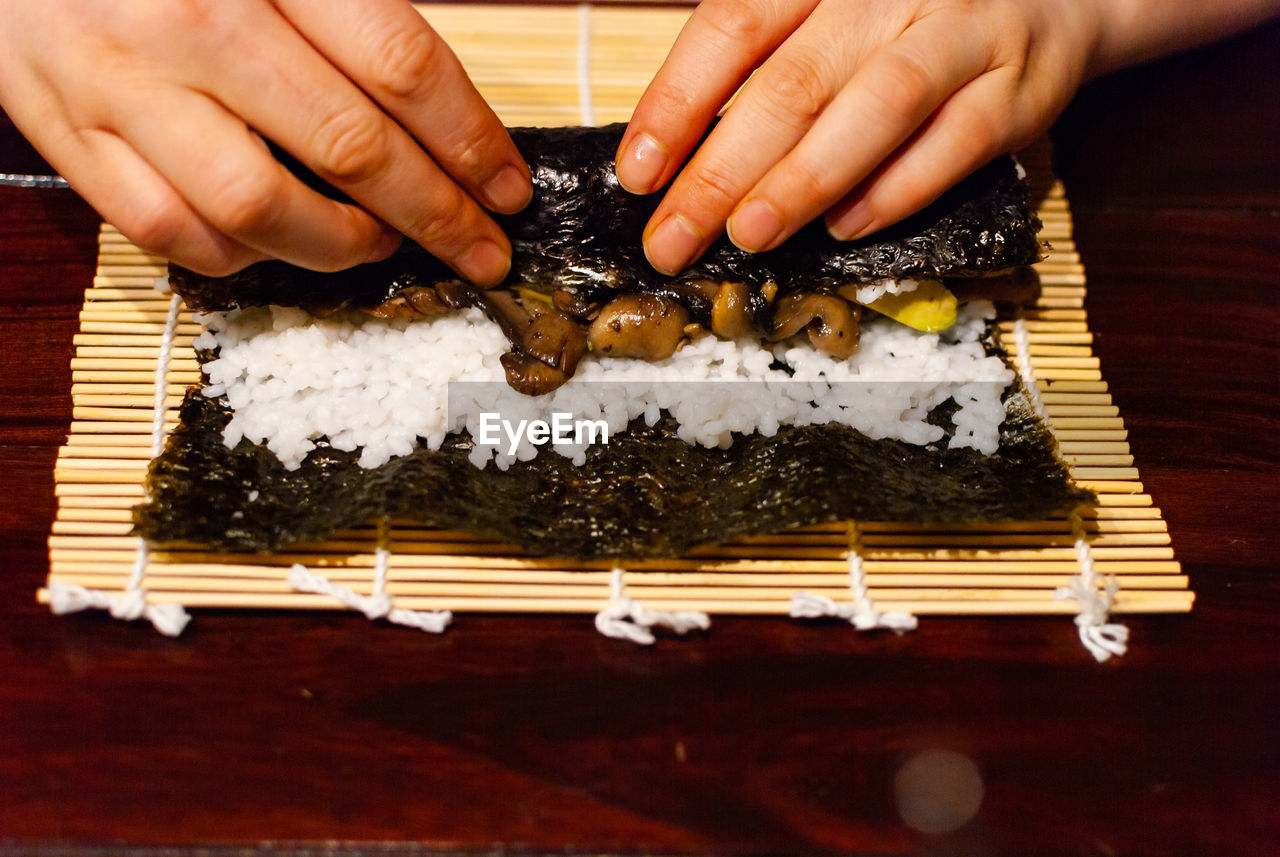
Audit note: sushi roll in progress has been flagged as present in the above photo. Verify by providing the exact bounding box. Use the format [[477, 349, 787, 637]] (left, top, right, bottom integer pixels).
[[135, 123, 1088, 559]]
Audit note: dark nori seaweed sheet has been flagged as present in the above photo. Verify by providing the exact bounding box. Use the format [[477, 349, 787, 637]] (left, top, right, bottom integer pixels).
[[134, 382, 1091, 560], [168, 123, 1043, 313], [143, 124, 1073, 559]]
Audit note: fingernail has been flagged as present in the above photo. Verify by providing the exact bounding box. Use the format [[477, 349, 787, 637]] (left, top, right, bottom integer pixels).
[[827, 199, 874, 241], [728, 198, 785, 252], [482, 163, 533, 214], [618, 133, 669, 193], [456, 238, 511, 287], [645, 213, 703, 275]]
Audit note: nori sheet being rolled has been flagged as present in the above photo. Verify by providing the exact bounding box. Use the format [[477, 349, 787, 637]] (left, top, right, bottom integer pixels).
[[168, 123, 1043, 314], [140, 122, 1076, 558], [134, 374, 1090, 560]]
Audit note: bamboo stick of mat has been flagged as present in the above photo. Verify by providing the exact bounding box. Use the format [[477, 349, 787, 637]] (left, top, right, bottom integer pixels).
[[44, 2, 1189, 622]]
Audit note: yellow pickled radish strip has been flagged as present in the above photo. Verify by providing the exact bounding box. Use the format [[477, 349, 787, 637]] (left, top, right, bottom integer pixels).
[[859, 279, 958, 332], [516, 286, 553, 306]]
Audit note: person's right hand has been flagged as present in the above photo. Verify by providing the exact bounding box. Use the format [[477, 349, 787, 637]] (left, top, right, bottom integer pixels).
[[616, 0, 1280, 276], [0, 0, 531, 283]]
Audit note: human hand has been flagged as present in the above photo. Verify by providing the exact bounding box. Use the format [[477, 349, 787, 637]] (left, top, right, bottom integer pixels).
[[0, 0, 531, 283], [616, 0, 1105, 274]]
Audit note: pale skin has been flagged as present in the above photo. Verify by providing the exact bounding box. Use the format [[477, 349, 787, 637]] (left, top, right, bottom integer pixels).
[[617, 0, 1280, 275], [0, 2, 1276, 283], [0, 0, 532, 283]]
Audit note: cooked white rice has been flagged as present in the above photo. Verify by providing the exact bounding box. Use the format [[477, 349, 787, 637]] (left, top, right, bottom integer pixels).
[[194, 300, 1013, 471], [849, 277, 922, 305]]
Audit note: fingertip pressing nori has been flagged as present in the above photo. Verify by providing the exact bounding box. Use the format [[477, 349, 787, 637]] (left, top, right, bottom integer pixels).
[[168, 123, 1043, 313], [134, 383, 1091, 560]]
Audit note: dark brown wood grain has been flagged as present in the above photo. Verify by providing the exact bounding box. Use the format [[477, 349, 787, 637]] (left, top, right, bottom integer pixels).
[[1, 18, 1277, 857]]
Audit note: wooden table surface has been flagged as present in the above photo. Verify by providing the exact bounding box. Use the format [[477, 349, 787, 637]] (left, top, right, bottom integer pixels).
[[1, 18, 1276, 857]]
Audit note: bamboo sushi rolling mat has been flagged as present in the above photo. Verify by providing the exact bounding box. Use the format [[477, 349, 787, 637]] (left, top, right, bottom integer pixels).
[[40, 3, 1192, 632]]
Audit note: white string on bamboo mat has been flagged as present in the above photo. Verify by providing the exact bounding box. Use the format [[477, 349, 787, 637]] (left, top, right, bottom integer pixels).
[[49, 292, 190, 637], [288, 519, 451, 633], [595, 567, 710, 645], [576, 4, 595, 126], [791, 521, 918, 631], [1018, 311, 1128, 660], [1056, 507, 1129, 662]]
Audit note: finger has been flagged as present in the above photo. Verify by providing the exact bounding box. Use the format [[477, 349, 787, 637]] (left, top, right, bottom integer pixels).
[[190, 3, 511, 285], [728, 11, 991, 252], [115, 85, 401, 272], [67, 128, 269, 276], [616, 0, 819, 195], [0, 31, 263, 276], [641, 5, 883, 274], [274, 0, 531, 214], [825, 70, 1018, 240]]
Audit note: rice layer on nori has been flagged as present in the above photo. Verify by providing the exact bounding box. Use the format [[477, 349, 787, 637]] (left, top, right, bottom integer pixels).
[[134, 378, 1090, 560]]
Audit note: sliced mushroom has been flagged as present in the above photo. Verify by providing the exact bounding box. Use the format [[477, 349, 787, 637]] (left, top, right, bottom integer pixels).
[[522, 300, 588, 373], [768, 292, 861, 358], [475, 289, 532, 346], [552, 286, 599, 320], [500, 351, 572, 397], [588, 293, 691, 361], [476, 289, 590, 393], [363, 285, 453, 319], [709, 282, 756, 340], [362, 295, 418, 319], [433, 279, 478, 310], [649, 279, 718, 320]]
